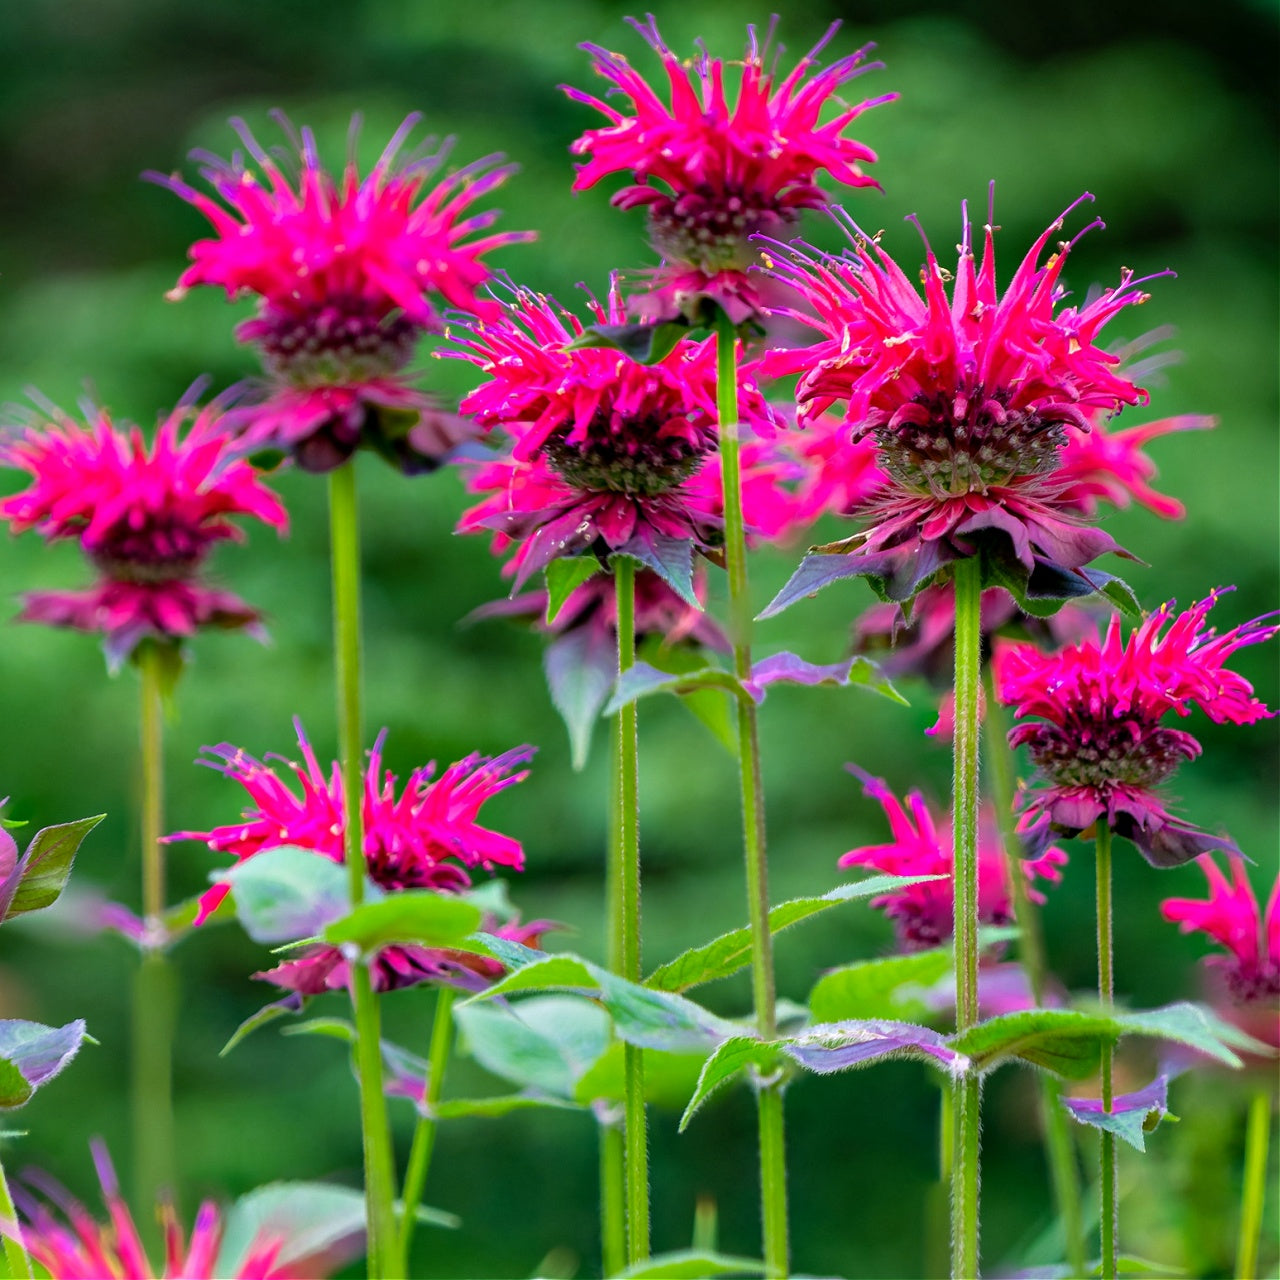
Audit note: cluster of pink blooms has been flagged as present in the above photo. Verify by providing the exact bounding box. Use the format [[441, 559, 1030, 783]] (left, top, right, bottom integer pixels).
[[996, 590, 1278, 866], [840, 765, 1067, 950], [566, 17, 892, 323], [0, 399, 287, 666], [170, 721, 545, 993], [152, 113, 533, 472]]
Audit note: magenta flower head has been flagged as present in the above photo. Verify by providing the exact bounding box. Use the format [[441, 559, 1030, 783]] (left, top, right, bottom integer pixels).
[[995, 589, 1279, 867], [13, 1141, 362, 1278], [0, 396, 287, 668], [150, 113, 533, 472], [761, 193, 1164, 618], [169, 719, 536, 992], [450, 280, 780, 596], [840, 766, 1067, 950], [565, 17, 893, 324]]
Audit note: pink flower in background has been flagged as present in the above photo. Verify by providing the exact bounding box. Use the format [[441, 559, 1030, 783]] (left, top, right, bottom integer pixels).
[[152, 113, 532, 471], [1057, 413, 1213, 519], [996, 589, 1278, 866], [565, 17, 892, 323], [450, 281, 781, 582], [761, 194, 1161, 611], [782, 412, 885, 528], [0, 398, 286, 666], [839, 766, 1067, 950], [14, 1141, 361, 1278]]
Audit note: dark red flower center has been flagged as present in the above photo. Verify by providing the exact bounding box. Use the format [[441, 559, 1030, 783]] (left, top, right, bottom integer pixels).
[[89, 521, 209, 584], [648, 191, 796, 274], [1021, 713, 1198, 792], [877, 388, 1068, 498], [245, 303, 421, 388], [543, 415, 712, 497]]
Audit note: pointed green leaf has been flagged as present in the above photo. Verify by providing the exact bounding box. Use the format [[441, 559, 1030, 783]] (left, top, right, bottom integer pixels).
[[637, 637, 736, 756], [322, 891, 482, 954], [617, 1249, 765, 1278], [220, 846, 352, 944], [280, 1017, 355, 1044], [545, 556, 602, 624], [572, 1042, 708, 1110], [949, 1009, 1118, 1078], [565, 320, 690, 364], [433, 1093, 583, 1120], [220, 998, 300, 1057], [604, 662, 744, 716], [680, 1037, 778, 1131], [1114, 1001, 1270, 1067], [544, 625, 617, 771], [0, 1019, 87, 1108], [1, 815, 105, 921], [809, 948, 952, 1023], [646, 876, 946, 994]]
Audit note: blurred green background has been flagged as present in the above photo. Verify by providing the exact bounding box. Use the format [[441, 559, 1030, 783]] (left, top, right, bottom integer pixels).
[[0, 1, 1275, 1276]]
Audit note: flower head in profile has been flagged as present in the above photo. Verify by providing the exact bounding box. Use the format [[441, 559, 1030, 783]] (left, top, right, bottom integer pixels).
[[565, 17, 892, 323], [996, 589, 1278, 866], [151, 113, 532, 472], [840, 765, 1067, 950], [169, 719, 535, 992], [450, 281, 780, 586], [762, 194, 1163, 616], [14, 1141, 362, 1279], [0, 396, 287, 667]]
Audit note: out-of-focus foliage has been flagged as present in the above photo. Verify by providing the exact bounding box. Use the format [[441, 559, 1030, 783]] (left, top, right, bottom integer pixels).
[[0, 2, 1274, 1277]]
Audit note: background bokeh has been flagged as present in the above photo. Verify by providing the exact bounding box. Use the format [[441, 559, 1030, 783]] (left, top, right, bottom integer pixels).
[[0, 1, 1275, 1277]]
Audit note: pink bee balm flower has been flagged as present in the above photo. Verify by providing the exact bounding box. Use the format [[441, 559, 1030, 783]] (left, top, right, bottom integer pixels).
[[450, 282, 781, 588], [761, 194, 1163, 615], [151, 113, 532, 472], [565, 17, 892, 324], [168, 720, 534, 993], [0, 397, 287, 667], [995, 589, 1279, 867], [13, 1141, 361, 1278], [840, 765, 1067, 950]]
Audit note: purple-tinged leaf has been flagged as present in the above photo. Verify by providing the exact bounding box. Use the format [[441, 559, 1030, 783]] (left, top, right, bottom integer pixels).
[[218, 845, 354, 944], [545, 625, 617, 771], [604, 662, 743, 716], [545, 556, 602, 624], [0, 814, 105, 923], [743, 652, 906, 706], [784, 1020, 964, 1075], [757, 552, 875, 619], [0, 1018, 87, 1108], [1062, 1074, 1173, 1152], [613, 531, 698, 606]]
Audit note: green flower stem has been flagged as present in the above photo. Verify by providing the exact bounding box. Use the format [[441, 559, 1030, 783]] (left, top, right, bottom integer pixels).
[[0, 1143, 33, 1279], [984, 681, 1086, 1277], [715, 318, 788, 1279], [613, 556, 649, 1264], [927, 1081, 954, 1278], [329, 462, 397, 1280], [1236, 1087, 1273, 1279], [951, 556, 983, 1280], [1095, 822, 1117, 1280], [132, 643, 175, 1222], [398, 986, 457, 1266], [601, 726, 627, 1277]]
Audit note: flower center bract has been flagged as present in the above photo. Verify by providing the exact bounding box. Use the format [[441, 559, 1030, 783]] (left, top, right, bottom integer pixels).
[[89, 521, 207, 584], [543, 417, 710, 497], [1022, 714, 1196, 792], [648, 194, 795, 275], [876, 389, 1068, 498], [251, 304, 420, 388]]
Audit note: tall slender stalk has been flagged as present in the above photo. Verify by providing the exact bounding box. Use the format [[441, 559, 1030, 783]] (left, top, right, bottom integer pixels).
[[0, 1145, 33, 1279], [398, 986, 457, 1266], [1236, 1087, 1272, 1280], [613, 556, 649, 1263], [1095, 822, 1117, 1280], [984, 680, 1086, 1277], [132, 643, 175, 1221], [328, 462, 397, 1280], [950, 557, 983, 1279], [601, 727, 627, 1276], [715, 317, 788, 1278]]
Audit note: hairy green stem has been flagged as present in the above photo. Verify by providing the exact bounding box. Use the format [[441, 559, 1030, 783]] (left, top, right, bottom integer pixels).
[[0, 1144, 33, 1279], [613, 557, 649, 1263], [132, 644, 175, 1222], [399, 986, 457, 1265], [601, 726, 627, 1277], [716, 318, 788, 1278], [984, 682, 1086, 1276], [1095, 822, 1116, 1280], [329, 463, 398, 1280], [1236, 1088, 1272, 1279], [950, 557, 982, 1279]]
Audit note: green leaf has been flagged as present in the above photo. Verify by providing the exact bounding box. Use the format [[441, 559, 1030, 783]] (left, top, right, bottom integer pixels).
[[617, 1249, 765, 1278], [322, 891, 483, 955], [680, 1037, 778, 1131], [545, 557, 602, 623], [220, 846, 352, 944], [455, 995, 611, 1098], [1113, 1001, 1268, 1067], [604, 662, 744, 717], [0, 1019, 87, 1108], [220, 998, 301, 1057], [280, 1017, 355, 1044], [565, 320, 690, 364], [949, 1009, 1118, 1078], [433, 1093, 583, 1120], [637, 637, 735, 757], [809, 948, 952, 1023], [1, 814, 105, 921], [572, 1042, 709, 1110], [459, 879, 517, 925], [544, 625, 617, 771], [646, 876, 946, 994]]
